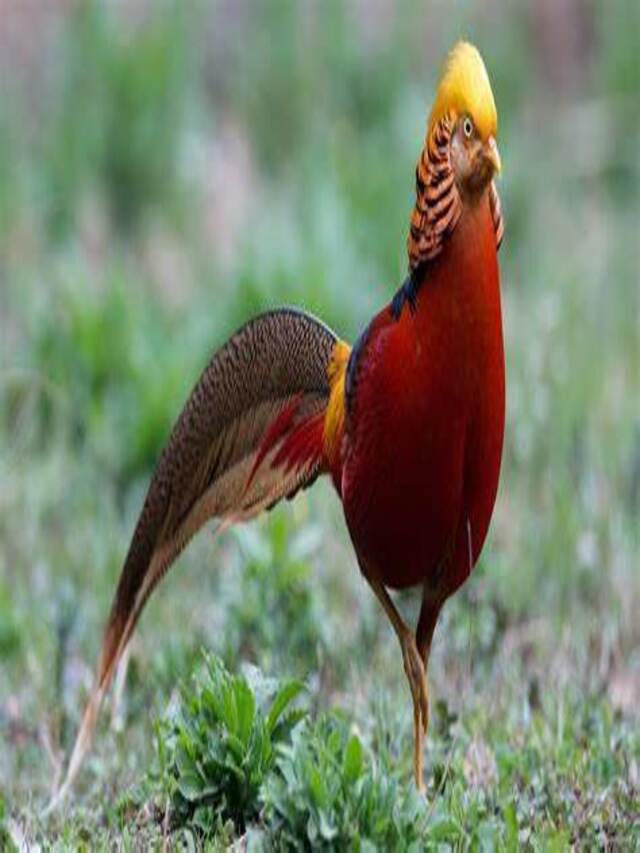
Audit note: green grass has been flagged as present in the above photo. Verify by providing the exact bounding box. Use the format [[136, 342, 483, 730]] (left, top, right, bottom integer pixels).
[[1, 0, 639, 848]]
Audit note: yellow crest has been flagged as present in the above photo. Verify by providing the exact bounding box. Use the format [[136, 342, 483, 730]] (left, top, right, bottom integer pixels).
[[428, 41, 497, 142]]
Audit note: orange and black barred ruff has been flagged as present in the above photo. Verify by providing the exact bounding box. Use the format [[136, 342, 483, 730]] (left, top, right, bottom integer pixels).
[[408, 113, 503, 272]]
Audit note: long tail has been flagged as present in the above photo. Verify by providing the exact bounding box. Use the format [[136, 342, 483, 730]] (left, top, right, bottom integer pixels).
[[46, 307, 350, 812]]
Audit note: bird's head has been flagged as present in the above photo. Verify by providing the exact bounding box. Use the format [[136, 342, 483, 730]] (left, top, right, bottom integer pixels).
[[429, 41, 501, 197]]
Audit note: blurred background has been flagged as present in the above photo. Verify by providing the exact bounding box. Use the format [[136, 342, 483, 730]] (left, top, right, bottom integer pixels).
[[1, 0, 638, 843]]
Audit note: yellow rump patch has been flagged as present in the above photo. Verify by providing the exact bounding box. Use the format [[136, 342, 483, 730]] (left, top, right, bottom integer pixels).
[[323, 340, 351, 465]]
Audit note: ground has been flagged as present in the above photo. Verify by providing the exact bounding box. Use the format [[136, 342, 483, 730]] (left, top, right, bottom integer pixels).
[[0, 1, 638, 848]]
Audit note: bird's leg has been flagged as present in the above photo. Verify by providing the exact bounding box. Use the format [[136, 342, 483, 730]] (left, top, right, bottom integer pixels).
[[413, 589, 440, 791], [366, 577, 429, 791], [415, 591, 439, 735]]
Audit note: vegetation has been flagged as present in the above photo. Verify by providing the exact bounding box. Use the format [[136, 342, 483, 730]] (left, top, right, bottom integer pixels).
[[150, 652, 306, 835], [1, 0, 638, 847]]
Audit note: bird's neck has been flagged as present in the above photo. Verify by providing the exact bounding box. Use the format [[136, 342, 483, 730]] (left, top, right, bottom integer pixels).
[[410, 189, 502, 363]]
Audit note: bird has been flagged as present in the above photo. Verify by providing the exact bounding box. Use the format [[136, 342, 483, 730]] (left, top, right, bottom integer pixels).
[[51, 39, 505, 807]]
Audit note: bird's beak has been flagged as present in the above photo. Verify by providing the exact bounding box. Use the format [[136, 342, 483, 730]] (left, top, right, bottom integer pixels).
[[485, 136, 502, 175]]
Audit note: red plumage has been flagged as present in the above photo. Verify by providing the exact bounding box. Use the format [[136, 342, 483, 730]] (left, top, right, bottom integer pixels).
[[342, 194, 504, 597]]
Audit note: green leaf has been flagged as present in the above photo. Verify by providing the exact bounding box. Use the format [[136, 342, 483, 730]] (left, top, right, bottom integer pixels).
[[271, 708, 307, 744], [202, 686, 226, 725], [235, 678, 257, 746], [309, 766, 328, 810], [175, 741, 199, 780], [428, 817, 460, 842], [266, 679, 305, 735], [343, 734, 364, 784], [503, 801, 519, 852], [177, 772, 204, 802], [225, 732, 246, 764], [327, 726, 342, 755]]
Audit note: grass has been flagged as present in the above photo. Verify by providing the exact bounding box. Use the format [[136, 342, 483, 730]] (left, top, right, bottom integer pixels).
[[1, 0, 639, 848]]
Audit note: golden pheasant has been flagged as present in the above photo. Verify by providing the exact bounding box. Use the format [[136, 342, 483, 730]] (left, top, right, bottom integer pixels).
[[52, 40, 505, 805]]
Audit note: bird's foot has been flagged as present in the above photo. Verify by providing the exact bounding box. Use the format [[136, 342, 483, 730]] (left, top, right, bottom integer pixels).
[[399, 629, 429, 792]]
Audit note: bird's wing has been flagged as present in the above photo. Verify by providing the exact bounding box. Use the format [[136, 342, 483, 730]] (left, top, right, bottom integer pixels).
[[50, 307, 339, 809]]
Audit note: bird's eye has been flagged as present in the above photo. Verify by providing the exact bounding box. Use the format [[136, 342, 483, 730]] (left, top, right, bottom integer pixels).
[[463, 117, 474, 139]]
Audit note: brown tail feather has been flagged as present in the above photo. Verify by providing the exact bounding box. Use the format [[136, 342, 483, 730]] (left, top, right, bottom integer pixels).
[[47, 308, 344, 810]]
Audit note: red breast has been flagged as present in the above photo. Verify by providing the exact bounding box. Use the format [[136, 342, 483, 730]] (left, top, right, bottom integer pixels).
[[341, 193, 504, 595]]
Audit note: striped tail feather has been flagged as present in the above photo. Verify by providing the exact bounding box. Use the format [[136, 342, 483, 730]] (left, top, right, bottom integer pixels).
[[47, 307, 342, 811]]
